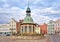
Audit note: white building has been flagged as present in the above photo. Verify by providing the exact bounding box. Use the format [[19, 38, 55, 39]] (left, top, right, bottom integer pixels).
[[47, 20, 55, 34], [9, 18, 17, 35], [0, 24, 11, 36]]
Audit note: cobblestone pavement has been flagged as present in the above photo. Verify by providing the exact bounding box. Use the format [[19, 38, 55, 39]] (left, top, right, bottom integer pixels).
[[47, 34, 60, 42], [0, 36, 50, 42]]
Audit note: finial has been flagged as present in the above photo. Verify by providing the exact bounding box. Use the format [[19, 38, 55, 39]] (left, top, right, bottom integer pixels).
[[27, 0, 29, 8], [28, 0, 29, 7], [26, 0, 31, 13]]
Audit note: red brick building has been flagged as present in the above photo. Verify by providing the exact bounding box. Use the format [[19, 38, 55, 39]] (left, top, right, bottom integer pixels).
[[40, 23, 47, 34], [16, 20, 23, 34]]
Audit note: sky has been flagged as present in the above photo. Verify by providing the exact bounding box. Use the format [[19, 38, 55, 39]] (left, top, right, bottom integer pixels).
[[0, 0, 60, 24]]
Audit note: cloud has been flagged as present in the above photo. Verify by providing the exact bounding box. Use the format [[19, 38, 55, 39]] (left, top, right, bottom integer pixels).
[[41, 8, 60, 14], [0, 6, 26, 23], [2, 3, 10, 8], [31, 8, 52, 24], [0, 0, 60, 24], [31, 6, 60, 24]]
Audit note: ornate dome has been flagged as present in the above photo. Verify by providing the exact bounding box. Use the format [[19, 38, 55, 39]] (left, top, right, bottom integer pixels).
[[23, 15, 34, 23]]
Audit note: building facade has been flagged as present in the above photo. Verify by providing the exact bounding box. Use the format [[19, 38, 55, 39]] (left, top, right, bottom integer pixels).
[[16, 20, 23, 34], [35, 25, 40, 34], [54, 19, 60, 33], [47, 20, 55, 34], [40, 23, 47, 34], [0, 24, 10, 36], [9, 18, 17, 35]]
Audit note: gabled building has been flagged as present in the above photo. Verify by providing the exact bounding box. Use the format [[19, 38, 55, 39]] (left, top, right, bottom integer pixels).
[[9, 18, 17, 35]]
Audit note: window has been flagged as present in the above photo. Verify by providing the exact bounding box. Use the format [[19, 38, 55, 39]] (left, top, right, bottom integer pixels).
[[58, 27, 59, 30], [33, 26, 34, 32], [56, 27, 57, 30], [10, 25, 11, 26], [12, 25, 13, 27], [27, 18, 29, 21], [22, 26, 23, 33], [22, 26, 23, 28], [14, 28, 16, 30], [4, 32, 6, 34], [0, 32, 2, 34], [25, 26, 27, 32], [14, 25, 15, 27], [29, 26, 31, 32]]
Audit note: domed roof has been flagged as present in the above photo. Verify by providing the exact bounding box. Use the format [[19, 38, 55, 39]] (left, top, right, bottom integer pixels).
[[23, 15, 34, 23]]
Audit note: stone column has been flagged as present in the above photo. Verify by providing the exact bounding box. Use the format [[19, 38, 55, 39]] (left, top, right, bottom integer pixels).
[[27, 25, 29, 33], [23, 25, 25, 33], [31, 25, 33, 34]]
